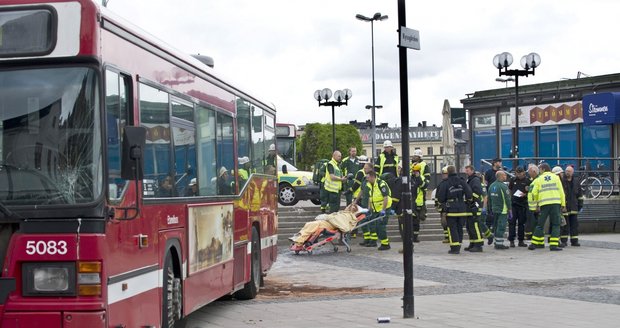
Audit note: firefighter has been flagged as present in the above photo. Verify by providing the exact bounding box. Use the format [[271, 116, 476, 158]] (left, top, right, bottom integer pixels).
[[464, 165, 490, 252], [410, 149, 430, 221], [394, 162, 423, 253], [525, 164, 540, 240], [375, 140, 399, 190], [365, 170, 392, 250], [410, 163, 426, 243], [437, 165, 473, 254], [508, 166, 529, 247], [323, 151, 346, 214], [434, 166, 450, 243], [353, 161, 374, 246], [561, 165, 583, 247], [341, 147, 359, 206], [528, 163, 566, 251], [488, 170, 511, 250]]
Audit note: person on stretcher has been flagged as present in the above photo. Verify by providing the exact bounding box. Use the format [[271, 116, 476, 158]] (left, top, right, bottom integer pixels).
[[289, 204, 368, 247]]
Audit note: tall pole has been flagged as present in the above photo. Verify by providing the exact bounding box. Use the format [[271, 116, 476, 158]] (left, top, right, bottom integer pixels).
[[398, 0, 414, 318], [513, 75, 520, 169], [370, 20, 377, 162], [332, 105, 336, 152]]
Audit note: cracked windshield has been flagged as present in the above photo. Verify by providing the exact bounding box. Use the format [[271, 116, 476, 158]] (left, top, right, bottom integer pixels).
[[0, 67, 102, 205]]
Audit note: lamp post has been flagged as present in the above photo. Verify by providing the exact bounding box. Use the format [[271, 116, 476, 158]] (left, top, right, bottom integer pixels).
[[314, 88, 352, 151], [356, 12, 388, 162], [493, 52, 541, 167], [365, 105, 382, 157]]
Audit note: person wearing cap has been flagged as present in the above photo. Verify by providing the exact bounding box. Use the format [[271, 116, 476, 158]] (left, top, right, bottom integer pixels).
[[264, 144, 277, 170], [352, 161, 373, 245], [434, 166, 451, 244], [528, 163, 566, 251], [410, 149, 430, 223], [323, 151, 345, 213], [186, 178, 198, 196], [488, 170, 511, 250], [217, 166, 232, 195], [464, 165, 492, 252], [341, 147, 359, 206], [560, 165, 583, 247], [374, 140, 399, 187], [508, 166, 529, 247], [437, 165, 473, 254]]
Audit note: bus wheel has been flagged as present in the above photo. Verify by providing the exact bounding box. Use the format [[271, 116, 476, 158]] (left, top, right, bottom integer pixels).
[[162, 254, 184, 328], [235, 226, 261, 300]]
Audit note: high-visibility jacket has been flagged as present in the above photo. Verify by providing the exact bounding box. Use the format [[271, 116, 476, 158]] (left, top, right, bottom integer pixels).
[[367, 178, 392, 212], [411, 161, 430, 189], [375, 152, 399, 177], [414, 174, 426, 206], [323, 159, 342, 193], [351, 169, 366, 198], [529, 172, 566, 208], [527, 176, 538, 211]]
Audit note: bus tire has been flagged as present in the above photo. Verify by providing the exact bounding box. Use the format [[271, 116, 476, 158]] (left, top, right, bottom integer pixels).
[[235, 226, 261, 300], [162, 253, 184, 328]]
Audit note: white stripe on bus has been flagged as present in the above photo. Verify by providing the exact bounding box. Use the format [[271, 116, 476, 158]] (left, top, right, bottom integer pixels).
[[108, 268, 161, 305]]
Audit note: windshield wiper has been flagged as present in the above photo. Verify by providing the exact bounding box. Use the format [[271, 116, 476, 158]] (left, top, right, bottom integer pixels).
[[0, 200, 20, 221]]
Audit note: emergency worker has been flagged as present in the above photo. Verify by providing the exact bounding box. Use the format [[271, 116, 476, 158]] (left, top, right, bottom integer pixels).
[[508, 166, 529, 247], [341, 147, 359, 206], [393, 163, 423, 253], [375, 140, 399, 189], [488, 170, 511, 250], [560, 165, 583, 247], [365, 170, 392, 250], [410, 163, 426, 243], [353, 162, 374, 246], [528, 163, 565, 251], [525, 164, 540, 240], [464, 165, 489, 252], [437, 165, 473, 254], [264, 144, 277, 169], [410, 149, 430, 221], [323, 151, 346, 213], [434, 167, 450, 243]]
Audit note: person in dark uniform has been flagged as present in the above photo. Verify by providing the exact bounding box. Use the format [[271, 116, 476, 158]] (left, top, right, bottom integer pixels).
[[375, 140, 399, 190], [437, 165, 473, 254], [341, 147, 359, 206], [508, 166, 529, 247], [484, 158, 502, 231], [560, 165, 584, 247]]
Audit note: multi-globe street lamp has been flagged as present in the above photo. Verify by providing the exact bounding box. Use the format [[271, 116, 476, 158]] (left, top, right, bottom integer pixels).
[[493, 52, 541, 165], [314, 88, 352, 151], [356, 12, 388, 161]]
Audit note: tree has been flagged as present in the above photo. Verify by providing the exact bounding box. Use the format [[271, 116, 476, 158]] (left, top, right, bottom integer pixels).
[[297, 123, 363, 170]]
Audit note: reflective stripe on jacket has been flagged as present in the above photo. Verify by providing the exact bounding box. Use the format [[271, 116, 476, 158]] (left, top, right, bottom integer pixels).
[[324, 159, 342, 193], [529, 172, 565, 208]]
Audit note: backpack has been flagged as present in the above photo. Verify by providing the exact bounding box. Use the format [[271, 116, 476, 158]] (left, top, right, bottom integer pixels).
[[312, 159, 329, 184]]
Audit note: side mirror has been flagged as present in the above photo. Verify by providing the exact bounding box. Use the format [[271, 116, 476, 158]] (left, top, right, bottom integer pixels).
[[121, 126, 146, 180], [282, 164, 288, 175]]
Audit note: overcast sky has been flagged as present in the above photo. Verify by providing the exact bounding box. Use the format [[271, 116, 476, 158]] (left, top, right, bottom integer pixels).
[[107, 0, 620, 128]]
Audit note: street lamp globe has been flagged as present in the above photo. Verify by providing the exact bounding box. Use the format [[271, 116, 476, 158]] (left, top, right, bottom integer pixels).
[[343, 88, 353, 100], [521, 52, 541, 69], [313, 89, 321, 101], [320, 88, 332, 101], [334, 90, 344, 102]]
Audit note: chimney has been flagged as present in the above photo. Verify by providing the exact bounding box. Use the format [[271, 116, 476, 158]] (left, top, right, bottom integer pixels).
[[422, 121, 427, 127]]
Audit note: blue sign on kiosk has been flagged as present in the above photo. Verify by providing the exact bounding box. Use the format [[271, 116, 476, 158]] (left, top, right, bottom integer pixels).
[[582, 92, 620, 125]]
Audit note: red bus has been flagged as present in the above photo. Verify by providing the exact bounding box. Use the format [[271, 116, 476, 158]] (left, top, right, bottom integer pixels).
[[0, 1, 278, 327]]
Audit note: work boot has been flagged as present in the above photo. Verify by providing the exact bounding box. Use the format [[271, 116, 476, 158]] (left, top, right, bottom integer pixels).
[[487, 235, 494, 245], [550, 246, 563, 251], [509, 241, 515, 248], [378, 244, 391, 251], [469, 245, 483, 252], [413, 235, 420, 243], [365, 241, 377, 247], [518, 241, 527, 247], [464, 244, 473, 251], [448, 246, 460, 254], [559, 242, 567, 248], [494, 244, 509, 250], [359, 240, 369, 246], [571, 241, 581, 247], [528, 244, 537, 250]]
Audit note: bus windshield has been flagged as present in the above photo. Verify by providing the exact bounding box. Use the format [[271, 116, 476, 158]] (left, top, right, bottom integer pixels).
[[0, 67, 102, 205]]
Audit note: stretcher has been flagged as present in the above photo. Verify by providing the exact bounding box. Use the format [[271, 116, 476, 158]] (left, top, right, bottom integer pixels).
[[289, 213, 388, 255]]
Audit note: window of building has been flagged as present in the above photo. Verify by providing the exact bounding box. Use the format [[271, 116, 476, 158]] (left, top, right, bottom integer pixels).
[[427, 147, 433, 155], [538, 126, 558, 165], [473, 129, 497, 171], [582, 124, 611, 170], [558, 124, 577, 167], [500, 128, 512, 160]]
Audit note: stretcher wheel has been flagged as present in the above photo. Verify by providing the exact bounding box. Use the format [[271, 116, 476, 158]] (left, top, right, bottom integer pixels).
[[346, 247, 351, 253], [333, 246, 339, 253], [294, 250, 300, 255], [307, 250, 313, 255]]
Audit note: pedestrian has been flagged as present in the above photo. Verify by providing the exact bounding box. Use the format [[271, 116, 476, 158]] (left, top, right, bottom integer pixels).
[[464, 165, 492, 252], [484, 158, 503, 231], [528, 163, 566, 251], [437, 165, 473, 254], [508, 166, 529, 247], [488, 170, 511, 250], [323, 150, 346, 213], [365, 170, 392, 250], [561, 165, 583, 247], [341, 147, 359, 206], [375, 140, 399, 190], [353, 161, 374, 246]]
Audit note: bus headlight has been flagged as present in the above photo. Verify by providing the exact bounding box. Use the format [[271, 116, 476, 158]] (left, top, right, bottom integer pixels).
[[23, 262, 76, 296]]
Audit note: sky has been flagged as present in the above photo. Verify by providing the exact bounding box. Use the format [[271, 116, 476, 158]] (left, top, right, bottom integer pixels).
[[106, 0, 620, 128]]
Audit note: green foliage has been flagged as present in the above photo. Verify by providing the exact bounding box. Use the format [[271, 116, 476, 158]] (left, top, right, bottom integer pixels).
[[298, 123, 363, 170]]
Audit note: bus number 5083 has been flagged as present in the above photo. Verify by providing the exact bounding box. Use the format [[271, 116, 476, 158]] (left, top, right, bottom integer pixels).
[[25, 240, 68, 256]]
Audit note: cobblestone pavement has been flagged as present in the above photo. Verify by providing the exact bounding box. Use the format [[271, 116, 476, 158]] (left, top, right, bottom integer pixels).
[[182, 233, 620, 328]]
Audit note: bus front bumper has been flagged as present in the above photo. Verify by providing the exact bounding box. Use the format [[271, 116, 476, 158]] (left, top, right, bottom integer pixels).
[[1, 310, 105, 328]]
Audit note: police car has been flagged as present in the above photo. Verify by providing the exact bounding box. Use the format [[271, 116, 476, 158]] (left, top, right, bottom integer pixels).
[[277, 156, 320, 206]]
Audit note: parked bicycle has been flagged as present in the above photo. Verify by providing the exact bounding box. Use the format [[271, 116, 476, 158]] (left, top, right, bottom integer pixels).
[[578, 161, 614, 199]]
